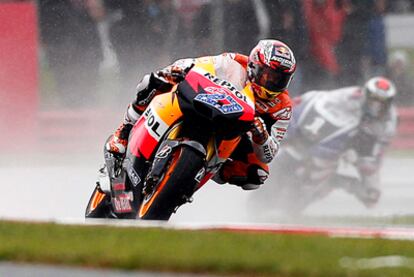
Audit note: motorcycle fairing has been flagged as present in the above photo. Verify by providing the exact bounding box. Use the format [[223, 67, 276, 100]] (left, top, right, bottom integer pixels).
[[192, 57, 256, 113], [85, 182, 119, 218], [128, 91, 183, 160], [86, 61, 259, 220], [127, 63, 254, 161], [89, 188, 106, 209], [181, 66, 255, 122], [126, 62, 256, 198]]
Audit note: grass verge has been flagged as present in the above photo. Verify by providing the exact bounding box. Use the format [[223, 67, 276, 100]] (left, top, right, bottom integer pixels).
[[1, 220, 414, 276]]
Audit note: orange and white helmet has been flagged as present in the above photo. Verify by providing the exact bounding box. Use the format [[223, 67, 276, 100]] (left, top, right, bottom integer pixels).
[[247, 39, 296, 100], [362, 77, 396, 118]]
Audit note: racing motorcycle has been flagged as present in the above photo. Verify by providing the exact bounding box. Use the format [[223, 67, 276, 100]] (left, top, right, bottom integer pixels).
[[249, 90, 382, 215], [85, 63, 256, 220], [249, 148, 373, 215]]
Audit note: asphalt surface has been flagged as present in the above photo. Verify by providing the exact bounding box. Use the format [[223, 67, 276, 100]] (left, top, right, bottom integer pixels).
[[0, 156, 413, 223], [0, 156, 413, 276], [0, 262, 215, 277]]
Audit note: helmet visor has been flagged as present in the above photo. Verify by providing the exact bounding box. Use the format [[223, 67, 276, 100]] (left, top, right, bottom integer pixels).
[[255, 65, 293, 93], [366, 96, 392, 118]]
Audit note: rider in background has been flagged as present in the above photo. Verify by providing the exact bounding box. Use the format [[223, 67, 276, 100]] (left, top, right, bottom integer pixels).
[[106, 39, 296, 190], [285, 76, 398, 207]]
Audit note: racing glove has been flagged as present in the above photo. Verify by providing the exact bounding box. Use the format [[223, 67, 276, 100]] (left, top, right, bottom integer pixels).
[[157, 60, 194, 84], [250, 117, 269, 145], [250, 117, 278, 163]]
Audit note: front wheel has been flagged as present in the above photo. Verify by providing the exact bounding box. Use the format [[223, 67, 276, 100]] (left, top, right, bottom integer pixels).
[[138, 146, 205, 220]]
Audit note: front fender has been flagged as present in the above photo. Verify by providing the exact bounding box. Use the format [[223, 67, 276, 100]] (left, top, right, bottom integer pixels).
[[149, 139, 206, 179]]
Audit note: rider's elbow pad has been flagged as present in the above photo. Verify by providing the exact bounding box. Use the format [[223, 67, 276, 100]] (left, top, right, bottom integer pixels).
[[253, 136, 279, 164], [135, 73, 173, 106], [135, 74, 154, 106]]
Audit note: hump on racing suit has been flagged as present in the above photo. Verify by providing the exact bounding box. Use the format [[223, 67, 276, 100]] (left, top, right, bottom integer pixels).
[[148, 53, 291, 159]]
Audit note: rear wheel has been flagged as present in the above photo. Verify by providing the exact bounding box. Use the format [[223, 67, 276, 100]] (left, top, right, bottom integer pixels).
[[138, 146, 205, 220]]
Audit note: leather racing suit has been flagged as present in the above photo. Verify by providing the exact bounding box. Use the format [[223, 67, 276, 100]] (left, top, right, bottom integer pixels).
[[114, 53, 292, 189], [286, 86, 398, 206]]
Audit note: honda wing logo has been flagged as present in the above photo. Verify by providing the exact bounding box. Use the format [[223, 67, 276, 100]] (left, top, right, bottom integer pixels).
[[155, 145, 172, 159]]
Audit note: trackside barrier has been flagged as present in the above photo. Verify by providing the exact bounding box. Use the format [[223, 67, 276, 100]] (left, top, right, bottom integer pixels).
[[36, 109, 118, 154], [392, 107, 414, 149], [0, 2, 38, 151]]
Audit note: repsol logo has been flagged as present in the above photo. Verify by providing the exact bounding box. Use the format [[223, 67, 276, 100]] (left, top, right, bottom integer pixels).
[[263, 145, 272, 161], [203, 72, 246, 102], [144, 107, 168, 139]]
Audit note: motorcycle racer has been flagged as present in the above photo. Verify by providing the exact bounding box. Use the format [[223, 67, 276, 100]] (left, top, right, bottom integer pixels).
[[106, 39, 296, 190], [279, 76, 398, 208]]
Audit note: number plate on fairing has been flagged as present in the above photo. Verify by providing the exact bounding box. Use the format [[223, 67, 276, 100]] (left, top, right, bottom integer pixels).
[[194, 92, 243, 114]]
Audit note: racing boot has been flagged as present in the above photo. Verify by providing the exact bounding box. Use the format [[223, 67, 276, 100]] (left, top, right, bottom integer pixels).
[[213, 160, 269, 190], [240, 168, 268, 190], [106, 104, 141, 156], [106, 123, 133, 155]]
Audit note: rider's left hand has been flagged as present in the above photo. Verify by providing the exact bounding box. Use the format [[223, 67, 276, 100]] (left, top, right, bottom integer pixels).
[[157, 63, 194, 83]]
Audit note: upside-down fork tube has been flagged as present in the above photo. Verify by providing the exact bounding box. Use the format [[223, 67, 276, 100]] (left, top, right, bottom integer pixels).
[[138, 141, 206, 220], [135, 115, 207, 219], [128, 90, 183, 160], [195, 135, 242, 190]]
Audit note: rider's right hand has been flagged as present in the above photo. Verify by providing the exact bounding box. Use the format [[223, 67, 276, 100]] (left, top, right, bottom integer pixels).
[[250, 117, 269, 145]]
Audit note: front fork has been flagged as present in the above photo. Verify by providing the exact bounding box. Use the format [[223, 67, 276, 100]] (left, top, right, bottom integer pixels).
[[143, 139, 207, 198]]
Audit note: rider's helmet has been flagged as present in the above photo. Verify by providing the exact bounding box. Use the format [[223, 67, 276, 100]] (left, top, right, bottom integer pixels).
[[362, 77, 396, 118], [247, 39, 296, 100]]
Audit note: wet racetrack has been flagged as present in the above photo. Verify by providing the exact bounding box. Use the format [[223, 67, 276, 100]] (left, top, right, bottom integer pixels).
[[0, 156, 413, 224], [0, 155, 413, 276]]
